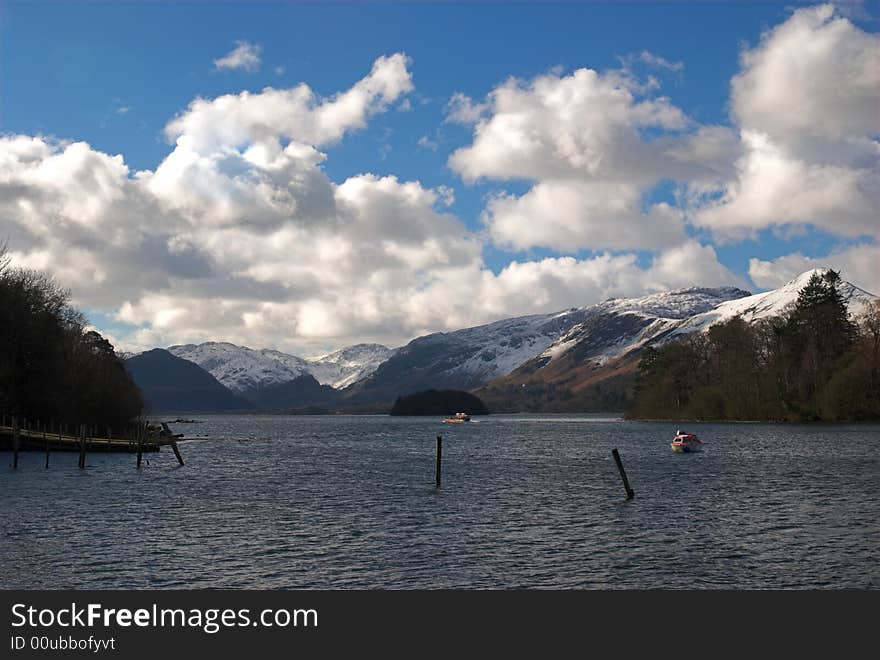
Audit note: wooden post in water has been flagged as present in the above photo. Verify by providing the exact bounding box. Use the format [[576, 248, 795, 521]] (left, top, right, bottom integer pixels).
[[170, 440, 184, 466], [12, 417, 20, 469], [435, 435, 442, 488], [79, 425, 87, 469], [44, 426, 49, 468], [611, 448, 634, 499], [136, 423, 144, 469]]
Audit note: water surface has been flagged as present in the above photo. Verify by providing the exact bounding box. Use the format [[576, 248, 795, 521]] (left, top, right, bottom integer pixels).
[[2, 415, 878, 589]]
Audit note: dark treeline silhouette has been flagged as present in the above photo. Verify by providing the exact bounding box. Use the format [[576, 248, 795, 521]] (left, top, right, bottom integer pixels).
[[629, 271, 880, 421], [389, 389, 489, 416], [0, 245, 143, 431]]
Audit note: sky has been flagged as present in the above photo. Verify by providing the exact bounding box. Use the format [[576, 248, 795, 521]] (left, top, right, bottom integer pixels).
[[1, 1, 877, 356]]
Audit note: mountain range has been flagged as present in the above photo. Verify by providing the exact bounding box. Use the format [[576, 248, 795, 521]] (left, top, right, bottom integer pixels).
[[124, 269, 878, 414]]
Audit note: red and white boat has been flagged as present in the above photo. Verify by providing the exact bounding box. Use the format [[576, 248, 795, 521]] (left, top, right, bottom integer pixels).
[[671, 430, 703, 453]]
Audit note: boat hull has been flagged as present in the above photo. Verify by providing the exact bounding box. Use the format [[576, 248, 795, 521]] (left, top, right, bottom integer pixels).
[[671, 442, 702, 453]]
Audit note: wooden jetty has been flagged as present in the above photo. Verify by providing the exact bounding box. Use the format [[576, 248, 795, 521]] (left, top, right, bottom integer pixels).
[[0, 423, 160, 453], [1, 415, 185, 467]]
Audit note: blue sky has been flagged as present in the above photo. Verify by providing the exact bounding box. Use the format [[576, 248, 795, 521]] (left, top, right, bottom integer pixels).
[[1, 2, 877, 354]]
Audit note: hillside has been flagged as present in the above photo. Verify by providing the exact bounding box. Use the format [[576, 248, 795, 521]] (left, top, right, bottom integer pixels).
[[168, 341, 395, 395], [131, 269, 877, 414], [304, 344, 396, 389], [478, 287, 750, 411], [125, 349, 253, 413], [480, 270, 877, 412], [342, 308, 596, 403]]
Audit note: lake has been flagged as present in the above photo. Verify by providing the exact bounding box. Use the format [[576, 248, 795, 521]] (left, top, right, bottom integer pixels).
[[1, 414, 878, 589]]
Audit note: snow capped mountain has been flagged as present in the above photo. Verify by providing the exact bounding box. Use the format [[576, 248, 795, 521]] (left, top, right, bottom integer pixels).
[[159, 268, 877, 410], [535, 286, 751, 368], [344, 306, 603, 402], [168, 342, 310, 393], [305, 344, 397, 389], [167, 341, 397, 393], [530, 269, 877, 370], [478, 268, 878, 413], [672, 268, 877, 336]]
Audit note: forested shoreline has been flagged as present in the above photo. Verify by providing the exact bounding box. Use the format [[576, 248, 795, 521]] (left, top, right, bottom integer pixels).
[[0, 247, 143, 431], [628, 271, 880, 422]]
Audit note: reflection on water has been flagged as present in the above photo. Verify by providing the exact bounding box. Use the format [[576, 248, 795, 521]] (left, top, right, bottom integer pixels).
[[1, 415, 878, 589]]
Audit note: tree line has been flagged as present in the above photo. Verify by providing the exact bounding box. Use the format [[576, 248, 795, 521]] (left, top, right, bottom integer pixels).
[[629, 271, 880, 422], [0, 245, 143, 431]]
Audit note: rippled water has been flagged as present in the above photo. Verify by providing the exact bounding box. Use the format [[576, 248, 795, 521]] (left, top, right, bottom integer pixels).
[[2, 415, 878, 589]]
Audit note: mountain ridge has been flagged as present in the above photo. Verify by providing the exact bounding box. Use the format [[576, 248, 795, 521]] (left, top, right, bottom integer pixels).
[[125, 269, 877, 413]]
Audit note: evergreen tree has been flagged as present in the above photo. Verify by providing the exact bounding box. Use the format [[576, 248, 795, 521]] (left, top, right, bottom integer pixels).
[[627, 275, 876, 422], [781, 270, 857, 417]]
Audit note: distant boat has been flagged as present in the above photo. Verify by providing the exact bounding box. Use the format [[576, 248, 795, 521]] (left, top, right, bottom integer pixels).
[[443, 412, 471, 423], [671, 430, 703, 453]]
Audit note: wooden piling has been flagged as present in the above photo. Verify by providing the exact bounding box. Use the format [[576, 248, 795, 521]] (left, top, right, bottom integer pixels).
[[78, 425, 86, 469], [12, 417, 20, 469], [611, 448, 634, 499], [435, 434, 442, 488], [170, 440, 184, 466], [136, 423, 144, 468]]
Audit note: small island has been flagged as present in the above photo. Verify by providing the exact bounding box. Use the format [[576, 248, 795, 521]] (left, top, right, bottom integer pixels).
[[389, 389, 489, 416]]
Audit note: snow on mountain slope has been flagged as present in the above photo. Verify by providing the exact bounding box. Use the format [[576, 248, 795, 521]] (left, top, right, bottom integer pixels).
[[347, 302, 676, 401], [305, 344, 397, 389], [672, 268, 877, 337], [168, 342, 310, 393], [441, 310, 595, 383], [165, 269, 875, 403], [168, 341, 397, 393], [532, 286, 751, 368]]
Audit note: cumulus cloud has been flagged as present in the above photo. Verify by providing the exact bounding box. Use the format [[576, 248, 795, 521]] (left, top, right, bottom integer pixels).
[[214, 40, 262, 72], [449, 67, 692, 184], [692, 4, 880, 239], [748, 244, 880, 294], [8, 20, 861, 357], [0, 55, 450, 352], [167, 53, 413, 153], [448, 65, 737, 252], [483, 181, 685, 251], [1, 116, 739, 354]]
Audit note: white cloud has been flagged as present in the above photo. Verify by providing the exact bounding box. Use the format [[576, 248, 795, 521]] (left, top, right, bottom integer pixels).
[[693, 129, 879, 239], [167, 53, 412, 154], [635, 51, 684, 73], [447, 65, 735, 252], [214, 40, 262, 72], [693, 4, 880, 239], [617, 50, 684, 76], [483, 180, 685, 251], [748, 244, 880, 294], [731, 5, 879, 142], [444, 92, 489, 125], [0, 134, 740, 354], [449, 67, 691, 184], [4, 34, 843, 356]]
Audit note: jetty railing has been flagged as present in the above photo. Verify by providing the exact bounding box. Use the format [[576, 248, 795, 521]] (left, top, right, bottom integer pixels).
[[0, 414, 183, 468]]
